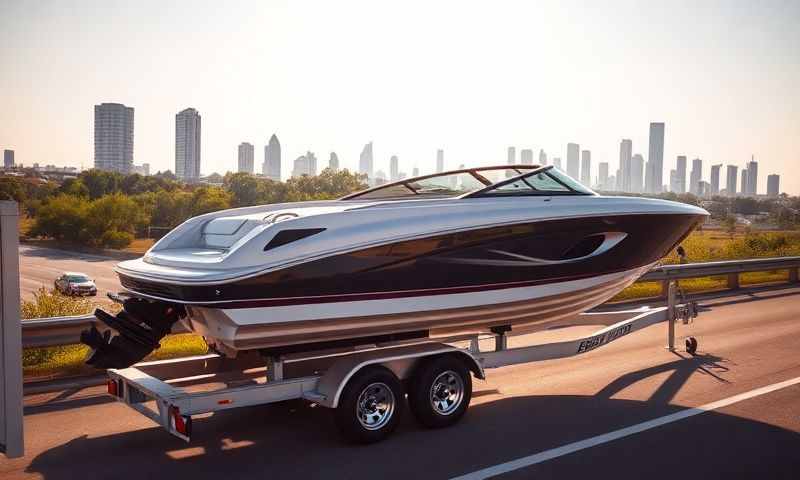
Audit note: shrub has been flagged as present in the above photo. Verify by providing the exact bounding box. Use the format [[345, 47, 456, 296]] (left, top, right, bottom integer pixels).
[[100, 229, 134, 248]]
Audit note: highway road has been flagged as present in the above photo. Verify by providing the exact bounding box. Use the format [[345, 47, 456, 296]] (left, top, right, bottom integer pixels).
[[18, 245, 122, 301], [3, 287, 800, 479]]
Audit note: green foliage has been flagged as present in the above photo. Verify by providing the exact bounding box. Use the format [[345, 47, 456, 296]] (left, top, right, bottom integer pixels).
[[28, 193, 89, 242], [190, 185, 232, 215], [20, 287, 94, 319], [0, 177, 27, 202], [100, 229, 134, 249]]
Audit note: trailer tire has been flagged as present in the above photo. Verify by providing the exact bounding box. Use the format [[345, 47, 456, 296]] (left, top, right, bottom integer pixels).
[[408, 356, 472, 429], [334, 366, 404, 444]]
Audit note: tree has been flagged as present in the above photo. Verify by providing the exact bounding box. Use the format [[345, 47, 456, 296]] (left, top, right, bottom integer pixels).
[[29, 194, 89, 242], [0, 177, 26, 203], [80, 169, 123, 199], [224, 172, 262, 207], [191, 186, 231, 216], [722, 215, 737, 239]]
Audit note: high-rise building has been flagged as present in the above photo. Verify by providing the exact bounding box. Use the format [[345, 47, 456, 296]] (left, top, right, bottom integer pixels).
[[263, 134, 281, 181], [669, 170, 679, 193], [580, 150, 591, 185], [507, 146, 516, 165], [566, 143, 580, 179], [175, 108, 201, 181], [647, 122, 665, 193], [630, 154, 644, 193], [3, 149, 13, 168], [675, 156, 687, 194], [746, 156, 758, 195], [619, 139, 632, 192], [553, 157, 562, 169], [740, 169, 748, 196], [725, 165, 738, 196], [237, 142, 254, 174], [598, 162, 609, 190], [710, 164, 721, 195], [436, 149, 444, 173], [520, 149, 533, 165], [292, 155, 309, 178], [94, 102, 134, 173], [359, 142, 374, 179], [329, 152, 339, 171], [539, 149, 547, 166], [689, 158, 702, 195], [767, 174, 780, 197], [390, 155, 399, 181], [412, 167, 419, 177], [308, 151, 317, 176]]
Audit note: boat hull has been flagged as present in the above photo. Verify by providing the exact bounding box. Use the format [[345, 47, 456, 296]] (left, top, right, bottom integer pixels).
[[185, 265, 651, 352]]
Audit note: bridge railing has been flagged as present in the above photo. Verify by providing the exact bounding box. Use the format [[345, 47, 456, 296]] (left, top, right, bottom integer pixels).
[[19, 256, 800, 349]]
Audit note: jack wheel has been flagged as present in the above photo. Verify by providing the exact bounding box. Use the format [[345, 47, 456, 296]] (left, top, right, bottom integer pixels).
[[685, 337, 698, 355]]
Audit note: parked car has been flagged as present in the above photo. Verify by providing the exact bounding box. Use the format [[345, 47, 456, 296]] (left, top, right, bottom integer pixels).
[[54, 272, 98, 296]]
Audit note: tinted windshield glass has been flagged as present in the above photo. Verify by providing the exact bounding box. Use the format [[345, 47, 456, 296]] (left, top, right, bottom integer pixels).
[[67, 275, 90, 282], [469, 166, 595, 197]]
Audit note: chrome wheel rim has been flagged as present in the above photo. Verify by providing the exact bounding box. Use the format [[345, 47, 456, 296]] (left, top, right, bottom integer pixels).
[[356, 382, 395, 431], [430, 370, 465, 415]]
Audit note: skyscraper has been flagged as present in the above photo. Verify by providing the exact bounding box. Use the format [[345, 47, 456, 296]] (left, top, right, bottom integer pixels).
[[740, 169, 748, 196], [675, 156, 687, 194], [647, 122, 665, 193], [580, 150, 591, 185], [726, 165, 738, 196], [520, 149, 533, 165], [631, 154, 644, 193], [436, 149, 444, 173], [598, 162, 609, 190], [412, 167, 419, 177], [669, 170, 679, 193], [619, 139, 632, 192], [553, 157, 562, 169], [263, 134, 281, 181], [3, 149, 13, 168], [689, 158, 702, 195], [359, 142, 374, 179], [539, 149, 547, 166], [566, 143, 580, 179], [329, 152, 339, 171], [710, 164, 721, 195], [390, 155, 399, 181], [746, 156, 758, 195], [175, 108, 201, 182], [292, 155, 309, 177], [237, 142, 254, 174], [507, 147, 516, 165], [94, 102, 134, 173], [307, 151, 317, 176], [767, 174, 780, 197]]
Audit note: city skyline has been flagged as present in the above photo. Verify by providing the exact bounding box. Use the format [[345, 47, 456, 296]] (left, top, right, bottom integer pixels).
[[1, 1, 798, 194]]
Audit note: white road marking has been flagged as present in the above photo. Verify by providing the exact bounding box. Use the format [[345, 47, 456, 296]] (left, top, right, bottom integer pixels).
[[452, 375, 800, 480]]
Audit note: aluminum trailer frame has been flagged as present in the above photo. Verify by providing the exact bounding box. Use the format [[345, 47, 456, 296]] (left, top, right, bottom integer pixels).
[[105, 285, 697, 443]]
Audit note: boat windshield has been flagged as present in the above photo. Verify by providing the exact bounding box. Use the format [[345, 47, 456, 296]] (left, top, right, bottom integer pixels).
[[466, 166, 595, 197], [340, 166, 539, 200]]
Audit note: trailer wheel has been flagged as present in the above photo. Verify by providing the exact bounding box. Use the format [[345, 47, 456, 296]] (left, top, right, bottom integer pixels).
[[685, 337, 698, 355], [334, 366, 404, 444], [408, 356, 472, 429]]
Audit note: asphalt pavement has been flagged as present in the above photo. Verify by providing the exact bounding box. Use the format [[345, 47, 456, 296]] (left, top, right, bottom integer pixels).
[[18, 245, 122, 302], [3, 287, 799, 479]]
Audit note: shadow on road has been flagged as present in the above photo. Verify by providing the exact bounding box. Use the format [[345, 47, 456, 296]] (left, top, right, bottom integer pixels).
[[21, 359, 799, 480]]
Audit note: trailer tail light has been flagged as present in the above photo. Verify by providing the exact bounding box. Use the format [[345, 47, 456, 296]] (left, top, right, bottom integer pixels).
[[170, 406, 192, 437], [107, 379, 120, 397]]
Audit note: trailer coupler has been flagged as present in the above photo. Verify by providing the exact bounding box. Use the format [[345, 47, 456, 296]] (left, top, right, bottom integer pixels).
[[81, 297, 184, 369]]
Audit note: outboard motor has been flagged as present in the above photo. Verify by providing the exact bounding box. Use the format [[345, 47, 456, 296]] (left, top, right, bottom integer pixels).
[[80, 297, 185, 369]]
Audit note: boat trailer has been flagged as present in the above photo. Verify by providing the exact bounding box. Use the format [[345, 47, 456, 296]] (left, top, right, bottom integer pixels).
[[104, 281, 698, 444]]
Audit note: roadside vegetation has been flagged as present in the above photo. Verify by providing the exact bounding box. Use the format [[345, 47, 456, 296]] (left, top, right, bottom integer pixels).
[[3, 168, 367, 249]]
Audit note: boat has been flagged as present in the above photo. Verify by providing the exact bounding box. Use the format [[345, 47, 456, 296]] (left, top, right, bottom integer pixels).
[[81, 165, 708, 368]]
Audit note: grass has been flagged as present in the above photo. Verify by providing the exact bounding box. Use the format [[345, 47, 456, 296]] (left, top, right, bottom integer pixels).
[[21, 229, 800, 378]]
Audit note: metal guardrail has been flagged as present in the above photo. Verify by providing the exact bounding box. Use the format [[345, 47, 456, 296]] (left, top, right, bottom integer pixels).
[[19, 256, 800, 349]]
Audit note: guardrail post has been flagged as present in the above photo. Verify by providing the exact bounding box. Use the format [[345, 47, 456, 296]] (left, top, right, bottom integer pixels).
[[0, 201, 23, 458], [660, 280, 670, 300], [666, 281, 676, 352], [726, 273, 740, 290]]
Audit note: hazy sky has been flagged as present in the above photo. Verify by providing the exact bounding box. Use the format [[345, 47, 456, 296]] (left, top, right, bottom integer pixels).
[[1, 0, 798, 194]]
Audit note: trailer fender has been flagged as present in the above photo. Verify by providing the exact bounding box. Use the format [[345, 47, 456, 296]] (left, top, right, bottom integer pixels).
[[313, 344, 483, 409]]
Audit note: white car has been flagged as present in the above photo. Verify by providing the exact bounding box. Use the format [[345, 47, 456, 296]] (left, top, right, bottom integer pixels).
[[54, 272, 98, 296]]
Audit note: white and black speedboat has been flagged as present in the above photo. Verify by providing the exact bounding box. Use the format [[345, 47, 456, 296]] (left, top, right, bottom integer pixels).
[[82, 165, 708, 368]]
